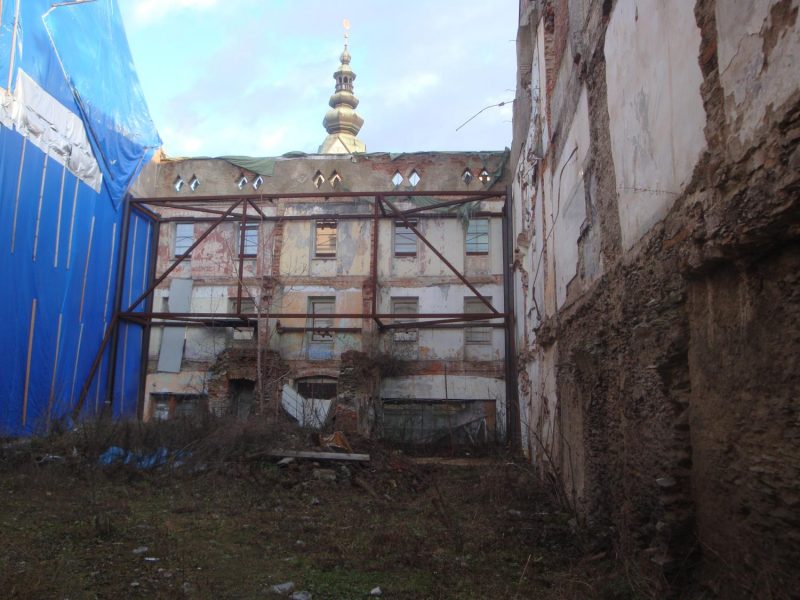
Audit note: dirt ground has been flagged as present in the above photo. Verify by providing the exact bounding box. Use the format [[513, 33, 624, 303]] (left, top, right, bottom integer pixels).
[[0, 419, 657, 600]]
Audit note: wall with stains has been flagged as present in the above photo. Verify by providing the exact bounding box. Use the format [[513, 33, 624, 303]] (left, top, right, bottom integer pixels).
[[512, 0, 799, 594], [135, 151, 511, 441]]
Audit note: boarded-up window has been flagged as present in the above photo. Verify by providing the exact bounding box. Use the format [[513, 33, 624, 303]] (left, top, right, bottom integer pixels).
[[175, 222, 194, 256], [392, 297, 418, 342], [394, 220, 417, 256], [238, 222, 258, 256], [466, 219, 489, 255], [464, 297, 492, 344], [315, 220, 337, 257], [309, 297, 335, 341]]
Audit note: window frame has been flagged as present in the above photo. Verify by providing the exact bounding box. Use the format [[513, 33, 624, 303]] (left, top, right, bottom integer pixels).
[[464, 296, 492, 345], [237, 222, 259, 257], [393, 219, 418, 257], [391, 297, 419, 342], [174, 222, 194, 257], [308, 297, 335, 342], [466, 218, 489, 256], [314, 220, 337, 258]]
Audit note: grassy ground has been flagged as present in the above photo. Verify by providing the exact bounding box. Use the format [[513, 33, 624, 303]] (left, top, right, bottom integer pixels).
[[0, 419, 651, 599]]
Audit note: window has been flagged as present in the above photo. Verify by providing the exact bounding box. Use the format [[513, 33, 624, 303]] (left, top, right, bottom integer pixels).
[[466, 219, 489, 255], [296, 377, 338, 400], [315, 220, 337, 258], [175, 222, 194, 256], [238, 222, 258, 256], [309, 297, 335, 341], [464, 297, 492, 344], [394, 220, 417, 256], [392, 297, 418, 342], [230, 297, 256, 314], [230, 297, 256, 340]]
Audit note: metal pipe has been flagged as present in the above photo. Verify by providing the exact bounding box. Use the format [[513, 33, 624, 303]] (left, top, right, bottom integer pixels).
[[120, 310, 508, 320], [72, 315, 117, 421], [155, 211, 502, 224], [236, 200, 248, 314], [131, 189, 504, 204], [370, 195, 381, 330]]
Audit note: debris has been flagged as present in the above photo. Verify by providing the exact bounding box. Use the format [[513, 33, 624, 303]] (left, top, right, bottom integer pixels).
[[98, 446, 189, 470], [656, 476, 677, 488], [290, 592, 312, 600], [144, 557, 160, 562], [316, 431, 353, 453], [311, 468, 337, 482], [353, 475, 379, 499], [277, 457, 296, 468], [370, 586, 383, 596], [36, 454, 64, 464], [270, 581, 295, 594], [132, 546, 149, 555], [268, 450, 370, 462]]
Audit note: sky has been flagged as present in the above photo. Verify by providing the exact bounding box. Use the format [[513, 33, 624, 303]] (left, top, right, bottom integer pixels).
[[117, 0, 519, 158]]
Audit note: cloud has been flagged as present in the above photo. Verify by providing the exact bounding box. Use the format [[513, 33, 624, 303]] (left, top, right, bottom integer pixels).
[[128, 0, 219, 25]]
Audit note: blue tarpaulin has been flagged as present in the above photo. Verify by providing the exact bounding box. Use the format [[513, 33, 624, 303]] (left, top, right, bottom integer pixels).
[[0, 0, 161, 435]]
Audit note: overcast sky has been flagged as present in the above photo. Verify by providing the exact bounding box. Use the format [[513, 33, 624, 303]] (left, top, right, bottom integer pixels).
[[118, 0, 518, 158]]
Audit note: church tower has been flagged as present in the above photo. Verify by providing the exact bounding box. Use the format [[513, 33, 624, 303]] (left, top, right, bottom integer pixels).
[[319, 21, 366, 154]]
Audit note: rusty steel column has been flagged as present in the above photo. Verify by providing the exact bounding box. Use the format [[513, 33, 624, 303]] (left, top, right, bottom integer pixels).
[[137, 213, 161, 421], [371, 195, 382, 330], [236, 199, 248, 314]]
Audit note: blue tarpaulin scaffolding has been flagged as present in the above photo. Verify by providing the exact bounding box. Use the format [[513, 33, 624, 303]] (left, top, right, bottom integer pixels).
[[0, 0, 161, 435]]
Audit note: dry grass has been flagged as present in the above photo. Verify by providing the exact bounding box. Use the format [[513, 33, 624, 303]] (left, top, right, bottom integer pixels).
[[0, 418, 659, 599]]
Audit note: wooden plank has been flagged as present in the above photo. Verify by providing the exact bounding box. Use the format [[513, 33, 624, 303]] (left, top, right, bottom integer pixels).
[[266, 449, 370, 462]]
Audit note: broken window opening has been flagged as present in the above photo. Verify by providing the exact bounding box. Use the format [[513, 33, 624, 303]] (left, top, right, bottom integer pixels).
[[391, 171, 404, 187], [466, 218, 489, 255], [408, 169, 421, 187], [253, 175, 264, 190], [465, 296, 492, 344], [189, 174, 200, 192], [296, 376, 338, 400], [308, 297, 335, 341], [174, 222, 194, 256], [330, 171, 342, 188], [314, 220, 337, 258], [478, 168, 491, 184], [229, 297, 256, 340], [237, 174, 249, 190], [392, 297, 418, 342], [173, 175, 184, 192], [313, 170, 326, 189], [394, 220, 417, 256], [462, 168, 474, 185]]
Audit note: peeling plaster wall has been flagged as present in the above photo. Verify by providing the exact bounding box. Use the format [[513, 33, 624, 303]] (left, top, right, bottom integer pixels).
[[134, 151, 511, 441], [511, 0, 799, 594]]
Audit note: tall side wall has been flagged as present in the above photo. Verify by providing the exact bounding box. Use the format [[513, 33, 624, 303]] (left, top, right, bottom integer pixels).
[[511, 0, 799, 594]]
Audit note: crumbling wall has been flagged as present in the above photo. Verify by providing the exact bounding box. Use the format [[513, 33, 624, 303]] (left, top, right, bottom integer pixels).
[[206, 347, 287, 416], [512, 0, 800, 594]]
